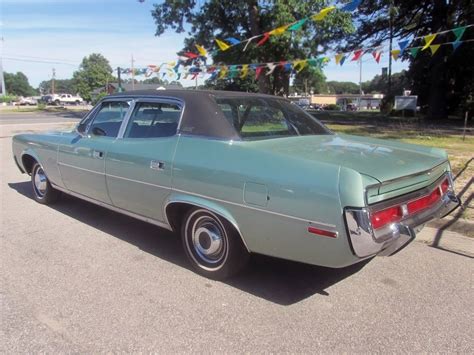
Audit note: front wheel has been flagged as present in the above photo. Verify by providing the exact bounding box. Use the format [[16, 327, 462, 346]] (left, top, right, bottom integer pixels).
[[31, 162, 61, 204], [181, 208, 249, 280]]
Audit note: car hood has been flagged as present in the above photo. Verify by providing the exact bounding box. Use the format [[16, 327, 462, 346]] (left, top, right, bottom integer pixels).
[[244, 134, 447, 183]]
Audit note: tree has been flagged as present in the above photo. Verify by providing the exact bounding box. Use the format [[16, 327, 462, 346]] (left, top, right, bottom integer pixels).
[[151, 0, 354, 95], [326, 81, 359, 94], [73, 53, 115, 101], [362, 70, 411, 95], [292, 67, 327, 95], [142, 76, 164, 84], [4, 72, 36, 96], [38, 79, 75, 95], [346, 0, 474, 119]]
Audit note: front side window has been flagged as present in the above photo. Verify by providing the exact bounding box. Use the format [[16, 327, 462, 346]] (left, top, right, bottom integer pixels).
[[124, 102, 181, 138], [215, 97, 331, 140], [88, 101, 130, 137]]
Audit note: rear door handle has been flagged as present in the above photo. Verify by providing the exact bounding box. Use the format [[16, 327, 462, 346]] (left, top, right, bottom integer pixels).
[[92, 150, 104, 159]]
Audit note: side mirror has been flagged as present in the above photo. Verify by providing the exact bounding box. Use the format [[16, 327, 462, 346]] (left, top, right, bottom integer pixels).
[[76, 123, 86, 136]]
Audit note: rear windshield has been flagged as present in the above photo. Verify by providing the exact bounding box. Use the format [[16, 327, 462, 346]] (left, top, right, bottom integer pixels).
[[214, 97, 331, 140]]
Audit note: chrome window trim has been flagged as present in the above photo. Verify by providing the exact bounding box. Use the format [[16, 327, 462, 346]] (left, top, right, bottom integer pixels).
[[51, 183, 172, 231], [85, 98, 134, 137], [119, 97, 185, 139]]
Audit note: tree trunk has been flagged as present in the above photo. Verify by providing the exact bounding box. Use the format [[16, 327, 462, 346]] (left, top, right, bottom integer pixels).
[[427, 0, 450, 119], [248, 0, 271, 94]]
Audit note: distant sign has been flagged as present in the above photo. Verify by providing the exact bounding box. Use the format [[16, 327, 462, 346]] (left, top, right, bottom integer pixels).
[[394, 96, 417, 111]]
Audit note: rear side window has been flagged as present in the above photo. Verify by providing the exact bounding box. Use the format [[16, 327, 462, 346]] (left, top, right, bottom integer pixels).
[[125, 102, 181, 138]]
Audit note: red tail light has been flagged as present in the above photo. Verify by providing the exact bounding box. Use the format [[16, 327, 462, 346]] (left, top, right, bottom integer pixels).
[[407, 188, 441, 214], [371, 206, 403, 230]]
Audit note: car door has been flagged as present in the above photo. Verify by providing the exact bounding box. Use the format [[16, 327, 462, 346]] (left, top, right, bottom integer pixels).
[[105, 98, 182, 222], [58, 99, 131, 204]]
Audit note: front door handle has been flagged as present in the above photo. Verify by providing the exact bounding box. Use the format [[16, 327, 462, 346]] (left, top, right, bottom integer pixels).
[[92, 150, 104, 159]]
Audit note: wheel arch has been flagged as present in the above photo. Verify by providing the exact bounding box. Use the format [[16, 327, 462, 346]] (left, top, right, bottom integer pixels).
[[21, 150, 41, 175], [164, 194, 250, 253]]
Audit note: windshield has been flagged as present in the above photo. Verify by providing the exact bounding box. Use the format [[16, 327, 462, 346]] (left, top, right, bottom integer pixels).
[[215, 97, 331, 140]]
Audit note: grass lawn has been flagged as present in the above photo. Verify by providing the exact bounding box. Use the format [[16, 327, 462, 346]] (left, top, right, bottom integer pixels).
[[319, 111, 473, 223]]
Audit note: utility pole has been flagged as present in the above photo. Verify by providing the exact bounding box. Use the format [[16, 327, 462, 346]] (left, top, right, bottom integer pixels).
[[358, 58, 363, 110], [117, 67, 122, 92], [131, 55, 135, 90], [388, 0, 394, 96], [0, 37, 6, 97], [51, 68, 56, 95]]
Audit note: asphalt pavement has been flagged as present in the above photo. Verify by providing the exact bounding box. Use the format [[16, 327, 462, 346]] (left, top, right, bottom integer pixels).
[[1, 114, 473, 352]]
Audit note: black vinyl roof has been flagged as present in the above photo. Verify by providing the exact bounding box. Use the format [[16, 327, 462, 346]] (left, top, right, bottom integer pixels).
[[107, 90, 287, 140]]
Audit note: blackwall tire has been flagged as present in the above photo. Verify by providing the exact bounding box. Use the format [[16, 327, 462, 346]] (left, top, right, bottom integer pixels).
[[181, 208, 249, 280], [31, 162, 61, 204]]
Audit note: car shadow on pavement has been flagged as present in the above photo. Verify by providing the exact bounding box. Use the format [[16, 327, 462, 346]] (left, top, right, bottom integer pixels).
[[9, 181, 370, 306]]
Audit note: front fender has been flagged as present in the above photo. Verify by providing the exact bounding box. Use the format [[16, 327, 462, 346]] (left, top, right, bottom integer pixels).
[[164, 192, 250, 252]]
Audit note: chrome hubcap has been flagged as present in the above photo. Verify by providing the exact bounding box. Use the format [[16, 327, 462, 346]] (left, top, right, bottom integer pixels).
[[191, 216, 225, 264], [34, 167, 47, 197]]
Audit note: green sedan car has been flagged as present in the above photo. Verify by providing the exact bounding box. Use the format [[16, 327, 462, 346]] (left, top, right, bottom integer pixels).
[[12, 90, 460, 279]]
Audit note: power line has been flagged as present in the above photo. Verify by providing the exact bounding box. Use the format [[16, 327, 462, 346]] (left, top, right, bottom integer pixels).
[[2, 56, 78, 66]]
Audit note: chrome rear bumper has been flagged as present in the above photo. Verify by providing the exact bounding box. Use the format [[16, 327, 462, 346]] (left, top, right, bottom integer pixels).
[[345, 190, 460, 258]]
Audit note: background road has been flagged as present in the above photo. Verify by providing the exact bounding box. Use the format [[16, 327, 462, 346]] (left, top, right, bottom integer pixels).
[[1, 113, 473, 352]]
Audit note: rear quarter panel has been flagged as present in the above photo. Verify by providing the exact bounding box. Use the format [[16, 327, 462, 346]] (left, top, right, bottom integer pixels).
[[171, 135, 359, 267]]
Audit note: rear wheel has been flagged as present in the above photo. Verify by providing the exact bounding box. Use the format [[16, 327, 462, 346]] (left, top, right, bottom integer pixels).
[[31, 162, 61, 204], [181, 208, 249, 280]]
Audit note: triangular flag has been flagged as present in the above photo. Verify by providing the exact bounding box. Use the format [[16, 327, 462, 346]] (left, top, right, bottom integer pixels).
[[422, 34, 436, 50], [293, 59, 308, 72], [312, 6, 336, 21], [335, 53, 344, 65], [215, 39, 230, 51], [452, 41, 462, 51], [429, 44, 440, 55], [195, 44, 207, 57], [372, 51, 382, 63], [255, 66, 264, 80], [351, 49, 363, 61], [409, 47, 420, 58], [452, 26, 466, 41], [225, 37, 240, 45], [341, 0, 362, 12], [256, 32, 270, 46], [218, 66, 228, 79], [283, 63, 293, 72], [321, 57, 330, 64], [228, 65, 238, 79], [243, 36, 258, 51], [266, 63, 278, 75], [391, 49, 401, 61], [307, 58, 318, 67], [288, 19, 307, 31], [340, 56, 347, 66], [269, 25, 290, 36], [398, 40, 410, 54], [240, 64, 249, 78], [183, 52, 199, 59]]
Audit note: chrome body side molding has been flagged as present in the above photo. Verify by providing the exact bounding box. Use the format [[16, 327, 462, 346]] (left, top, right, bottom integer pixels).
[[51, 183, 173, 231]]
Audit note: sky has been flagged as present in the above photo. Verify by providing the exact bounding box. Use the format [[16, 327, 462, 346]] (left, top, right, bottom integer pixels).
[[1, 0, 408, 89]]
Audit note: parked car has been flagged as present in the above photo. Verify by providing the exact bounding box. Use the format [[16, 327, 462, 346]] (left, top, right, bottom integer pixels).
[[52, 93, 83, 105], [17, 96, 37, 106], [12, 90, 460, 279], [39, 95, 54, 105]]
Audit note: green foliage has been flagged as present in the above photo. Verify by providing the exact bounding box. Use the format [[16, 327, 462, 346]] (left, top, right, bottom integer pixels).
[[347, 0, 474, 119], [4, 72, 36, 96], [142, 76, 164, 84], [151, 0, 354, 94], [38, 79, 76, 95], [292, 67, 327, 95], [325, 103, 341, 111], [92, 92, 108, 106], [326, 81, 359, 94], [72, 53, 115, 102], [0, 95, 18, 103], [203, 77, 259, 92], [362, 70, 410, 95]]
